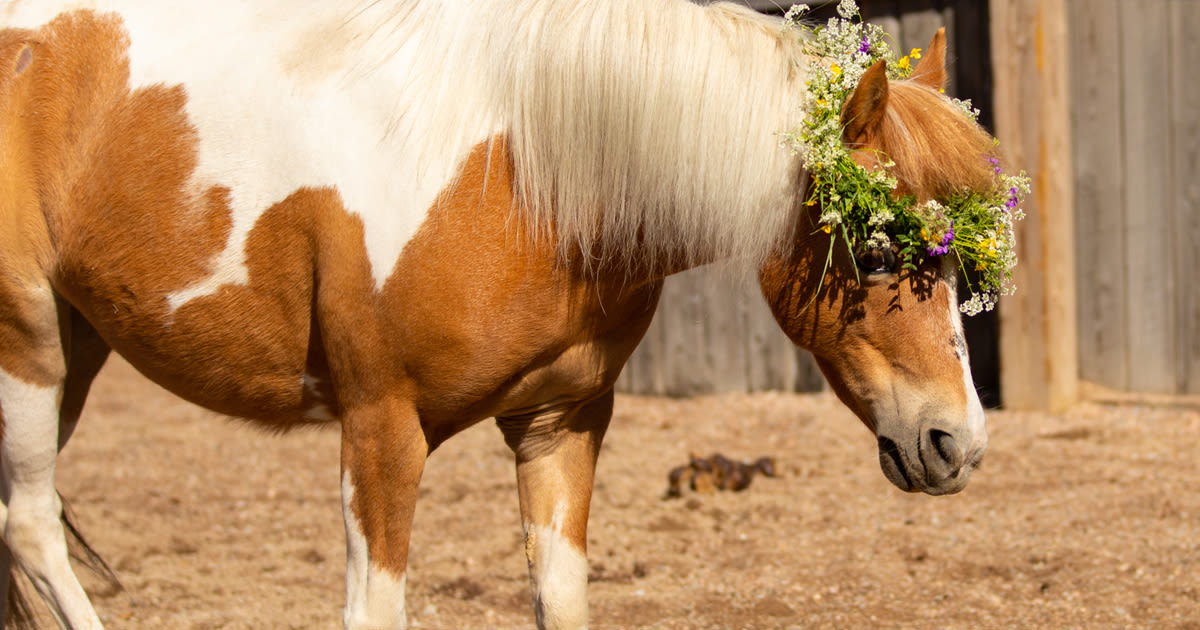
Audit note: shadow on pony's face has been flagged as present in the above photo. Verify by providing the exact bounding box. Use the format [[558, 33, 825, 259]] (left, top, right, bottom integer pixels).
[[760, 29, 998, 496]]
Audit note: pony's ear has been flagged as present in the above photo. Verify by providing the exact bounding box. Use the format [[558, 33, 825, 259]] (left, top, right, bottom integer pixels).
[[840, 59, 888, 145], [910, 28, 947, 91]]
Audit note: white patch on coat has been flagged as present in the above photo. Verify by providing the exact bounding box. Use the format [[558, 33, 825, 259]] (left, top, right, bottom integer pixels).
[[8, 1, 502, 300], [525, 502, 589, 630], [341, 472, 408, 630]]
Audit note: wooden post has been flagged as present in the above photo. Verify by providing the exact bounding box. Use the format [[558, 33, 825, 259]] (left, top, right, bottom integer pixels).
[[990, 0, 1078, 411]]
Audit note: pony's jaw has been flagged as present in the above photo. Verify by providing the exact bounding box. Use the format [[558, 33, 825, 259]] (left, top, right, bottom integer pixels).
[[818, 351, 988, 496], [760, 253, 989, 496]]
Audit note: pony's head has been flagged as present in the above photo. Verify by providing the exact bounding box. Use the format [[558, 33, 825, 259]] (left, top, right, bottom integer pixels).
[[761, 30, 996, 496]]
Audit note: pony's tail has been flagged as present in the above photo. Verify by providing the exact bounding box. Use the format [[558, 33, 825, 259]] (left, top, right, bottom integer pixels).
[[62, 494, 122, 600], [5, 576, 36, 630], [3, 495, 123, 629]]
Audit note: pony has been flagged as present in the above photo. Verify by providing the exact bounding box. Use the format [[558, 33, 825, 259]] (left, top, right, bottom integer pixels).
[[0, 1, 997, 628]]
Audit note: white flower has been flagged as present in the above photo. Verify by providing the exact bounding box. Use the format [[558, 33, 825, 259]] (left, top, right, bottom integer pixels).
[[867, 208, 894, 226], [784, 4, 811, 26], [837, 0, 860, 20]]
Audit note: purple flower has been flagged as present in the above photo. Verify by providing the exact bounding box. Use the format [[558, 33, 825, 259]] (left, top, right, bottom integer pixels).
[[926, 224, 954, 257], [1006, 186, 1019, 210], [988, 156, 1002, 174], [858, 35, 871, 54]]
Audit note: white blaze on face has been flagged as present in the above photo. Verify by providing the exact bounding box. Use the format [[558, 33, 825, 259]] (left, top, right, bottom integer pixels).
[[946, 277, 988, 455], [525, 502, 589, 630], [341, 472, 408, 629]]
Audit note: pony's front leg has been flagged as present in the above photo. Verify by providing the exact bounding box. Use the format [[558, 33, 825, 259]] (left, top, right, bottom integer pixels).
[[499, 390, 614, 630], [340, 396, 429, 630], [0, 290, 103, 629]]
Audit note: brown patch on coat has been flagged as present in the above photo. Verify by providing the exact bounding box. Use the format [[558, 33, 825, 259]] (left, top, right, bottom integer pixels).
[[330, 139, 659, 574], [3, 12, 334, 425], [0, 28, 60, 387]]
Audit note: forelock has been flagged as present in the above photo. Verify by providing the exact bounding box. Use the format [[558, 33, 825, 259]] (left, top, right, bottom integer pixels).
[[878, 81, 997, 200]]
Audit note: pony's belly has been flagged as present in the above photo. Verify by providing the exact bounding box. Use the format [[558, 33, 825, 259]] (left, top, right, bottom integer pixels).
[[87, 302, 336, 426]]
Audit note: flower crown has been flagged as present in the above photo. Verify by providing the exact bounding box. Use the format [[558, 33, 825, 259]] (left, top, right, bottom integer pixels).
[[782, 0, 1029, 315]]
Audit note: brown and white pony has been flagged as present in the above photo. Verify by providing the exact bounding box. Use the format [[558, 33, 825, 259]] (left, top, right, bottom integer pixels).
[[0, 1, 996, 628]]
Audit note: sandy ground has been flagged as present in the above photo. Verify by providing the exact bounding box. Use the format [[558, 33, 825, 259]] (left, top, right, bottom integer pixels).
[[27, 358, 1200, 629]]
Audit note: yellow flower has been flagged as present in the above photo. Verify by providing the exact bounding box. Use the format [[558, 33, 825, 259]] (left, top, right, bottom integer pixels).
[[897, 56, 910, 71], [816, 98, 828, 108], [910, 47, 922, 60], [821, 224, 833, 234], [975, 262, 987, 271], [805, 198, 818, 207], [830, 63, 842, 77]]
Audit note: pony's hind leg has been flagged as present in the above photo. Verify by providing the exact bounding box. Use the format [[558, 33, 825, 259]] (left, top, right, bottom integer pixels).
[[0, 287, 104, 629], [340, 395, 429, 630], [498, 390, 614, 630]]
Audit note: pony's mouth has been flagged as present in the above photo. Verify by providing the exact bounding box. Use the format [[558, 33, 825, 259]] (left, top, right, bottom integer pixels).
[[876, 435, 980, 496], [877, 436, 914, 491]]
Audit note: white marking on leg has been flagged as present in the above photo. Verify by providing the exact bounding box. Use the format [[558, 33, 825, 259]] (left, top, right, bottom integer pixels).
[[525, 502, 589, 630], [0, 370, 103, 630], [342, 472, 408, 630]]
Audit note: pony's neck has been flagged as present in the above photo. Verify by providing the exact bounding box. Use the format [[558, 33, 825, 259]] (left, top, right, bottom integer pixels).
[[480, 0, 808, 275]]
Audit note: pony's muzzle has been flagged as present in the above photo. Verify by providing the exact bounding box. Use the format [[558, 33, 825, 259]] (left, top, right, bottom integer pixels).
[[877, 424, 984, 496]]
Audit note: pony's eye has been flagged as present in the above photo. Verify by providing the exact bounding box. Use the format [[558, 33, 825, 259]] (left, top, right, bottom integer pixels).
[[853, 246, 897, 275]]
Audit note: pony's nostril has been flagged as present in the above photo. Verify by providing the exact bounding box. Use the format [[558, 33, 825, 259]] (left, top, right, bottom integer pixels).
[[928, 429, 964, 470]]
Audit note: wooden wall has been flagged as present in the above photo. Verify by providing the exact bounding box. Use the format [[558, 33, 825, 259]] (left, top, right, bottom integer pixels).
[[615, 268, 825, 396], [1068, 0, 1200, 395]]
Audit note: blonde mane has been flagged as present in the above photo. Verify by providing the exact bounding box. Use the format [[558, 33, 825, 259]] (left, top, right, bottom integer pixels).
[[492, 1, 809, 270], [352, 0, 811, 272]]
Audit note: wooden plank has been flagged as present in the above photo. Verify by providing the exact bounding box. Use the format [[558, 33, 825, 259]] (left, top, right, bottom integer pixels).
[[948, 0, 992, 113], [700, 268, 750, 393], [1119, 0, 1176, 394], [742, 275, 794, 391], [863, 0, 902, 58], [940, 5, 957, 97], [1171, 0, 1200, 393], [899, 0, 944, 63], [991, 0, 1079, 411], [1069, 0, 1127, 390], [655, 269, 712, 396]]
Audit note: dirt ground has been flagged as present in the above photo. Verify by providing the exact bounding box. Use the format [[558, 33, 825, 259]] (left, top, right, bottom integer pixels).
[[32, 357, 1200, 629]]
